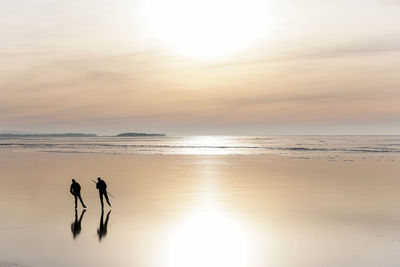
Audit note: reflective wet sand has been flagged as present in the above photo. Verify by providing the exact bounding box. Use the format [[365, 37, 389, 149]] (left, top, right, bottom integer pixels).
[[1, 151, 400, 267]]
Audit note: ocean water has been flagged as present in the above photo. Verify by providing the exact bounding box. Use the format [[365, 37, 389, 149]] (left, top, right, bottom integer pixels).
[[0, 135, 399, 159]]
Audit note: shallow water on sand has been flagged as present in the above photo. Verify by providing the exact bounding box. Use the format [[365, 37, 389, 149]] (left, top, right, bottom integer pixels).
[[1, 151, 400, 267]]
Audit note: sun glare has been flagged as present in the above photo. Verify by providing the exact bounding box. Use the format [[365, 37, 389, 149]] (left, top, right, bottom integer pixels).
[[144, 0, 268, 60]]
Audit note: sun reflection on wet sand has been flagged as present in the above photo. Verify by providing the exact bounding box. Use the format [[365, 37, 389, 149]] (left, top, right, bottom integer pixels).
[[164, 182, 252, 267]]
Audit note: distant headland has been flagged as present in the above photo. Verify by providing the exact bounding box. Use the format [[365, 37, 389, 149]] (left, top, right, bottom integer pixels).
[[0, 133, 97, 137], [116, 132, 165, 137], [0, 132, 166, 138]]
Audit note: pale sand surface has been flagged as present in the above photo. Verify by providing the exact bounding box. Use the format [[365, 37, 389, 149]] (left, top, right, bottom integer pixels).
[[1, 151, 400, 266]]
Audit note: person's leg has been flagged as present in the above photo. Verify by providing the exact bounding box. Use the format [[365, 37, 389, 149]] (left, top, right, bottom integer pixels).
[[74, 195, 78, 208], [78, 194, 86, 208], [104, 191, 111, 207], [99, 191, 104, 209]]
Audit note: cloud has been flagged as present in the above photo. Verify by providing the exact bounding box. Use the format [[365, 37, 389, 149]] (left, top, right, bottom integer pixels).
[[204, 39, 400, 69]]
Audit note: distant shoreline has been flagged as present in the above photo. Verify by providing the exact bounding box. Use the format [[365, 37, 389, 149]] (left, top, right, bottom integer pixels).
[[0, 132, 165, 138], [0, 133, 97, 138], [115, 132, 165, 137]]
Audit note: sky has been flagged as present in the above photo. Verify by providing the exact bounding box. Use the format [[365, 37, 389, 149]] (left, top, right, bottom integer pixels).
[[1, 0, 400, 135]]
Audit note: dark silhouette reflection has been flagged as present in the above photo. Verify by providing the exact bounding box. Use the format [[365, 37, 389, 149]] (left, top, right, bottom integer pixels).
[[97, 210, 111, 242], [71, 209, 86, 239]]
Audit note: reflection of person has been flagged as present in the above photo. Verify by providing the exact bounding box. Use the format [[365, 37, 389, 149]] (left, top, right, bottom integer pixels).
[[71, 209, 86, 239], [97, 210, 111, 242], [70, 179, 87, 209], [95, 177, 111, 209]]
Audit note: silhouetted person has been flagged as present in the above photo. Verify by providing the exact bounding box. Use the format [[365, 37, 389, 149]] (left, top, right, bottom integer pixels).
[[95, 177, 111, 209], [70, 179, 87, 209], [97, 210, 111, 242], [71, 209, 86, 239]]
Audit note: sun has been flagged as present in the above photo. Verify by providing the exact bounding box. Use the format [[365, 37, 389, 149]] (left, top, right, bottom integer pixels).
[[144, 0, 269, 60]]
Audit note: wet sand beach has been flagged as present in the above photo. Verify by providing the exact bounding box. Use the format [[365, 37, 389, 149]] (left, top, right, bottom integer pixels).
[[1, 150, 400, 267]]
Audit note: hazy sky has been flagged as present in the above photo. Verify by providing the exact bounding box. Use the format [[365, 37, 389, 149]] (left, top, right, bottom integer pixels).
[[1, 0, 400, 135]]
